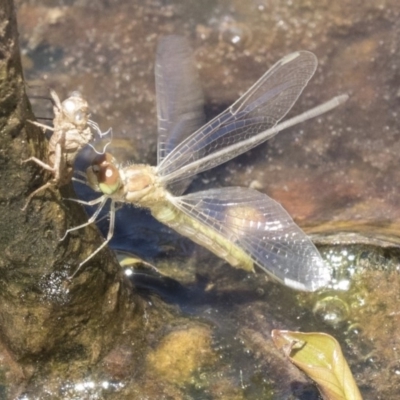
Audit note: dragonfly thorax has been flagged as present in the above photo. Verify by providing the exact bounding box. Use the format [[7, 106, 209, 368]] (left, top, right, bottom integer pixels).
[[121, 164, 163, 205]]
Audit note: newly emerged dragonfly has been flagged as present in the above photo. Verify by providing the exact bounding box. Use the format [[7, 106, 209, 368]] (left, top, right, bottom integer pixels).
[[71, 36, 348, 291]]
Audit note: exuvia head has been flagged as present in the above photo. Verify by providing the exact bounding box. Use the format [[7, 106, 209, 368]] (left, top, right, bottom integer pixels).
[[86, 153, 121, 195], [62, 91, 90, 128]]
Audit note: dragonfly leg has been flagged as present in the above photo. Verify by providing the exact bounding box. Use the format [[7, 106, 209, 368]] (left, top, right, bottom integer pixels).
[[21, 181, 54, 211], [27, 120, 54, 132], [60, 196, 108, 241], [52, 140, 63, 183], [74, 170, 87, 179], [49, 89, 62, 111], [72, 170, 90, 186], [22, 156, 56, 174], [67, 200, 116, 280], [64, 196, 105, 207], [71, 177, 87, 185]]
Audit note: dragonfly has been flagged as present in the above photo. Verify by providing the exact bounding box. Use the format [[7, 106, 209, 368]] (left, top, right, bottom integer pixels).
[[70, 35, 348, 291], [22, 90, 111, 210]]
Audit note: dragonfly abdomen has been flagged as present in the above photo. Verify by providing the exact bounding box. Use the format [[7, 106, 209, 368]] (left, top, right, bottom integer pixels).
[[151, 201, 254, 272]]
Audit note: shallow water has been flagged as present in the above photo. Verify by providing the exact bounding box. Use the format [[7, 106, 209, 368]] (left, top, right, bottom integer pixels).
[[15, 0, 400, 398]]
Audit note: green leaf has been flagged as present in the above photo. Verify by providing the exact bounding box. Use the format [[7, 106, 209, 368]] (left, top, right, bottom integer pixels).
[[271, 330, 362, 400]]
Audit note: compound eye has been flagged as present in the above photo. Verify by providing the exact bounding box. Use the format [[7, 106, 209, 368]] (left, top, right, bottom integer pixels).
[[62, 99, 76, 115], [74, 110, 84, 124], [104, 167, 115, 183]]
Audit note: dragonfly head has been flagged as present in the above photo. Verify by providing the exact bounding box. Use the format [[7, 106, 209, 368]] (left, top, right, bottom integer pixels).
[[86, 153, 121, 195], [61, 91, 90, 129]]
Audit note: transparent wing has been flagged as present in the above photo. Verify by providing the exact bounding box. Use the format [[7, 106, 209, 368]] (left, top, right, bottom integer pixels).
[[156, 35, 205, 167], [170, 187, 330, 291], [156, 51, 318, 183]]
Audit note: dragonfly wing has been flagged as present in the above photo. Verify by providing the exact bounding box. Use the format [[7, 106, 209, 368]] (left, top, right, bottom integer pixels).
[[155, 35, 205, 174], [157, 51, 318, 183], [171, 187, 330, 291]]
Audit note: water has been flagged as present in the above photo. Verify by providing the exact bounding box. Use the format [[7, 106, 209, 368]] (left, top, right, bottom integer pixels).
[[15, 0, 400, 398]]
